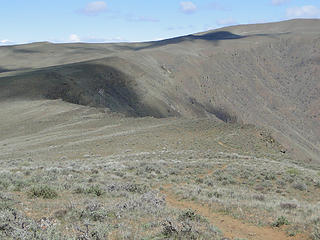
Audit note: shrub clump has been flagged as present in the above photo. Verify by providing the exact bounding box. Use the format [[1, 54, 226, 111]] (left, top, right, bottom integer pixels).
[[280, 202, 297, 210], [178, 209, 205, 222], [74, 185, 104, 196], [272, 216, 289, 227], [312, 226, 320, 240], [292, 182, 307, 191], [161, 209, 220, 239], [29, 185, 58, 199], [0, 207, 63, 239], [86, 185, 104, 197]]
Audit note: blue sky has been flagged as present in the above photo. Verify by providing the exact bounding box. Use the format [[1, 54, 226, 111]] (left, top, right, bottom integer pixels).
[[1, 0, 320, 45]]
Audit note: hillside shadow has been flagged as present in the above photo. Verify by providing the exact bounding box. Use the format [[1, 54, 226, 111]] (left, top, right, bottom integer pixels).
[[116, 31, 243, 51], [0, 61, 172, 118], [11, 48, 40, 54], [44, 63, 147, 117], [115, 31, 290, 51], [0, 66, 32, 73], [0, 67, 11, 73]]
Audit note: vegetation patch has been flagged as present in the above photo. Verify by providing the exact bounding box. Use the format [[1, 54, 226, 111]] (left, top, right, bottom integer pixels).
[[272, 216, 290, 227], [28, 185, 58, 199]]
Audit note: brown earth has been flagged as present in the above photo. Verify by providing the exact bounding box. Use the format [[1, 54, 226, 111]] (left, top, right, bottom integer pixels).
[[162, 185, 309, 240]]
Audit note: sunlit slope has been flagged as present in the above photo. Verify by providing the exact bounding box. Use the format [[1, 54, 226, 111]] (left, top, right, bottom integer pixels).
[[0, 19, 319, 161]]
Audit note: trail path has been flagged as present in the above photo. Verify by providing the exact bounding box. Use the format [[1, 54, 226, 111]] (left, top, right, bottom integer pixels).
[[162, 186, 308, 240]]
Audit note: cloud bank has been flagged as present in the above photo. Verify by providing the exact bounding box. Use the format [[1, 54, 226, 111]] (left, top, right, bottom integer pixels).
[[69, 34, 81, 42], [0, 39, 14, 45], [67, 34, 127, 43]]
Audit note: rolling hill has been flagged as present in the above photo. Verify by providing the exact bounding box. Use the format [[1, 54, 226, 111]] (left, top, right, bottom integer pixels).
[[0, 18, 319, 162]]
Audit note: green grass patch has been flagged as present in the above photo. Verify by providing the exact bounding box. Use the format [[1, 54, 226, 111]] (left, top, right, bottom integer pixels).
[[28, 185, 58, 199], [287, 168, 300, 176], [272, 216, 289, 227]]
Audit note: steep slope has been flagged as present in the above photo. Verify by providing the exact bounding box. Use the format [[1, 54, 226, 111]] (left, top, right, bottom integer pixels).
[[0, 19, 319, 161]]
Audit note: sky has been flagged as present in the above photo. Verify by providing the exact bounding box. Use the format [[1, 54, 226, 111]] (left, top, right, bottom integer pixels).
[[1, 0, 320, 45]]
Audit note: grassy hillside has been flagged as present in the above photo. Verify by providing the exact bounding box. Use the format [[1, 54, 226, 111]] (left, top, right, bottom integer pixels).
[[0, 100, 318, 239], [1, 19, 319, 162]]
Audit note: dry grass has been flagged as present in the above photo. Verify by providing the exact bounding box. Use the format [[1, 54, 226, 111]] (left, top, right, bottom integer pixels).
[[0, 100, 318, 239]]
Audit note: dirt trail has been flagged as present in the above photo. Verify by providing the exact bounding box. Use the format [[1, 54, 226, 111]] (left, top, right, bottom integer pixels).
[[162, 187, 308, 240]]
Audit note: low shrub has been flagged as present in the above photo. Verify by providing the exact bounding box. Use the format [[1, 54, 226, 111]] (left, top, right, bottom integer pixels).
[[86, 185, 104, 197], [292, 182, 307, 191], [74, 185, 104, 196], [178, 209, 204, 222], [29, 185, 58, 199], [312, 226, 320, 240], [253, 194, 265, 201], [280, 202, 297, 210], [272, 216, 289, 227]]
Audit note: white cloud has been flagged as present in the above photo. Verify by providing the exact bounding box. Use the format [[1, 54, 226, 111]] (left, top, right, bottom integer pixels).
[[180, 1, 197, 14], [216, 18, 237, 26], [69, 34, 81, 42], [0, 39, 10, 44], [0, 39, 14, 45], [84, 36, 127, 43], [272, 0, 290, 6], [65, 35, 128, 43], [80, 1, 107, 16], [286, 5, 320, 18]]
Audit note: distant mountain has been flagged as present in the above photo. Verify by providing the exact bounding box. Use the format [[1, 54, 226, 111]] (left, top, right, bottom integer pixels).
[[0, 19, 319, 162]]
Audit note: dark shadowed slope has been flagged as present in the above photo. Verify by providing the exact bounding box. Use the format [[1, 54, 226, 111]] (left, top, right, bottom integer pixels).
[[0, 19, 319, 162]]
